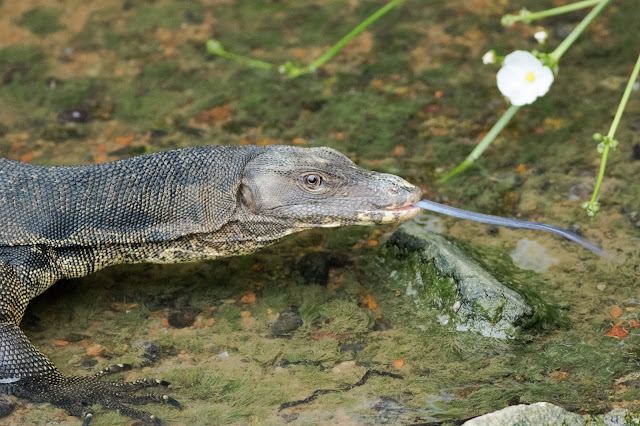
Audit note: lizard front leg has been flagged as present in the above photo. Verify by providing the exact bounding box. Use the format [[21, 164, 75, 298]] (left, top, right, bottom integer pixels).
[[0, 256, 180, 425]]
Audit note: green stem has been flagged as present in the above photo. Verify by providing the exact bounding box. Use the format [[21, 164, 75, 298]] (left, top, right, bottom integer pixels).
[[206, 0, 406, 78], [206, 40, 273, 70], [512, 0, 604, 25], [549, 0, 610, 63], [589, 51, 640, 203], [440, 104, 520, 182], [301, 0, 406, 74], [444, 0, 611, 182], [529, 0, 604, 19]]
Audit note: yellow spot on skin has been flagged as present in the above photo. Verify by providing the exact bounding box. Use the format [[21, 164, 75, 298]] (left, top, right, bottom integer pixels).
[[381, 211, 396, 223], [526, 72, 536, 83]]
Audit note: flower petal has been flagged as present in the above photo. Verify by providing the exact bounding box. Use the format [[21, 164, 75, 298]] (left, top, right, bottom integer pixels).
[[503, 50, 541, 71], [497, 65, 524, 97], [508, 87, 539, 106], [533, 66, 554, 96]]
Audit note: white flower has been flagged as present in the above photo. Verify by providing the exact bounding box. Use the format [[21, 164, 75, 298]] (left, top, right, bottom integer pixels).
[[496, 50, 554, 106], [482, 50, 496, 65], [534, 31, 548, 44]]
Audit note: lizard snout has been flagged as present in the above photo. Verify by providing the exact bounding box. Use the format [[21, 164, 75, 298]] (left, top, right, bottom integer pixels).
[[374, 174, 422, 209]]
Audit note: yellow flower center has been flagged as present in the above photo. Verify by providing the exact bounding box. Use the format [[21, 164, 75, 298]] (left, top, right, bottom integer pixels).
[[525, 72, 536, 83]]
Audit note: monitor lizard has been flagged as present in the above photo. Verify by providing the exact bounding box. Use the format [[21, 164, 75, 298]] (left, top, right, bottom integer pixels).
[[0, 145, 422, 425]]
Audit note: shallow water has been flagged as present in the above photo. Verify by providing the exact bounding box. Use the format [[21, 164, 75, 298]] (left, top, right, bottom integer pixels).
[[1, 0, 639, 424]]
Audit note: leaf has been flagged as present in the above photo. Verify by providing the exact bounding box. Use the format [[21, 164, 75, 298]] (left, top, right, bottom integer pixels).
[[610, 305, 623, 318], [605, 322, 629, 338]]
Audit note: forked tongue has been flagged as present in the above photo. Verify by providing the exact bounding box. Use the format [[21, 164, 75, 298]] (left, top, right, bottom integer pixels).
[[414, 199, 613, 259]]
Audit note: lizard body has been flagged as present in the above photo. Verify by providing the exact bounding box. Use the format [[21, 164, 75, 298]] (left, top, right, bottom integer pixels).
[[0, 145, 421, 424]]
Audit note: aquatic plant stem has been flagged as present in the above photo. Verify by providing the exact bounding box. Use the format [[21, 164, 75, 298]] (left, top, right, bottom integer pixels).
[[440, 104, 520, 182], [548, 0, 610, 63], [587, 52, 640, 209], [206, 0, 406, 78], [293, 0, 406, 77], [444, 0, 610, 182], [502, 0, 605, 26], [206, 41, 273, 70]]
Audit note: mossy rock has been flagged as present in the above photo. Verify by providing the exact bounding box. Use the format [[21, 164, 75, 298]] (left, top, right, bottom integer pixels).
[[383, 221, 532, 339]]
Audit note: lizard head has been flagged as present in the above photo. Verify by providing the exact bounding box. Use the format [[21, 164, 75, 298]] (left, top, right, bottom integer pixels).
[[237, 146, 421, 229]]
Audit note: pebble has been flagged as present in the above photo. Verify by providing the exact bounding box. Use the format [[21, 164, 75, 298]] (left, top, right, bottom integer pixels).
[[86, 344, 106, 357], [340, 342, 365, 356], [437, 314, 450, 325], [239, 293, 256, 303], [271, 310, 303, 336], [136, 341, 162, 361], [510, 238, 559, 273], [568, 182, 592, 201], [167, 309, 196, 328], [57, 107, 90, 124], [331, 360, 356, 374], [627, 211, 640, 228], [0, 395, 16, 418], [373, 317, 393, 331], [296, 252, 331, 286], [64, 332, 90, 343], [81, 356, 98, 367]]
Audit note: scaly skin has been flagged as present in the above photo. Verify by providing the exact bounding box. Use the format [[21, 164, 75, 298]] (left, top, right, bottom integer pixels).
[[0, 145, 421, 424]]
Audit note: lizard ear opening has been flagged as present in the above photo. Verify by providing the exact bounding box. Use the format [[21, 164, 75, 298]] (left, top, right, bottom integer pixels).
[[239, 184, 256, 213]]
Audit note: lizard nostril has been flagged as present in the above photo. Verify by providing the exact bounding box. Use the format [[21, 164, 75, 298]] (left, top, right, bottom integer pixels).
[[387, 187, 400, 196]]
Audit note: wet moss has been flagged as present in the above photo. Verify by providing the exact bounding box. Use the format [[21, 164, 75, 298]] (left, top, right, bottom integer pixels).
[[3, 0, 640, 423], [318, 299, 373, 336], [0, 45, 47, 84], [456, 240, 571, 333], [17, 8, 64, 37], [216, 304, 242, 331], [126, 2, 203, 33]]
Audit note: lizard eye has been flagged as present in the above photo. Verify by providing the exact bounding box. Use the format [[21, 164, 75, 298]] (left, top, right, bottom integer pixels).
[[303, 174, 323, 190]]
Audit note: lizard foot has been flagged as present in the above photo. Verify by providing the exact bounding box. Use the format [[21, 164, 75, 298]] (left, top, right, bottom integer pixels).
[[15, 368, 181, 425]]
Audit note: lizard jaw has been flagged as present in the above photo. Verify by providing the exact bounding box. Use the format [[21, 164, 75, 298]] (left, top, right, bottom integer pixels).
[[355, 203, 421, 225]]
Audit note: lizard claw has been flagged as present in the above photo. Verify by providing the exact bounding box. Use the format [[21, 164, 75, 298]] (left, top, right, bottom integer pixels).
[[16, 372, 180, 424]]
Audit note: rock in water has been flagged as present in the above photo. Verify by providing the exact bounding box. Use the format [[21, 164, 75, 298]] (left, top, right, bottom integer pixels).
[[386, 221, 532, 339], [463, 402, 584, 426], [463, 402, 640, 425], [0, 394, 16, 419], [272, 310, 303, 337], [510, 238, 559, 273]]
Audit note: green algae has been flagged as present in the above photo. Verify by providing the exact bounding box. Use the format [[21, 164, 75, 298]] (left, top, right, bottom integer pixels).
[[19, 232, 639, 423], [1, 0, 639, 424], [17, 8, 64, 37]]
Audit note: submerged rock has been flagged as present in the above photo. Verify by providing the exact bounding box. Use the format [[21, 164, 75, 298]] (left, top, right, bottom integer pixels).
[[295, 251, 353, 286], [167, 309, 196, 328], [463, 403, 640, 426], [272, 309, 303, 337], [57, 107, 90, 123], [296, 252, 331, 286], [463, 402, 583, 426], [136, 341, 163, 361], [510, 238, 559, 273], [0, 394, 16, 419], [386, 221, 532, 339]]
